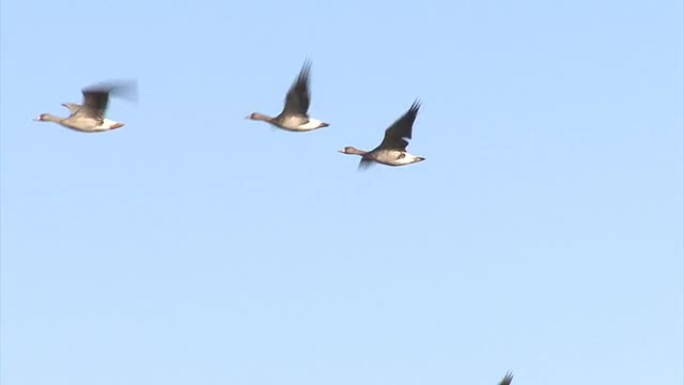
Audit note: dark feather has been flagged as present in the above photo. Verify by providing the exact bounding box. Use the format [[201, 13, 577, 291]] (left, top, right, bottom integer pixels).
[[78, 80, 138, 119], [499, 372, 513, 385], [282, 60, 312, 116], [357, 157, 375, 171], [378, 100, 421, 150]]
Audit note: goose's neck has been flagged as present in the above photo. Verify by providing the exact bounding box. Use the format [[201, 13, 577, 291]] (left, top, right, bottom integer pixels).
[[247, 112, 274, 122], [41, 114, 65, 123], [347, 147, 368, 155]]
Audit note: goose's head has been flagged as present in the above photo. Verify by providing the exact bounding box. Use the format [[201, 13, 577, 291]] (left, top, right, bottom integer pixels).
[[33, 113, 58, 122]]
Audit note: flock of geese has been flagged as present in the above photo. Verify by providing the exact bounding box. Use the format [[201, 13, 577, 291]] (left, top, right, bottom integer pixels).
[[33, 61, 426, 170], [32, 60, 515, 383]]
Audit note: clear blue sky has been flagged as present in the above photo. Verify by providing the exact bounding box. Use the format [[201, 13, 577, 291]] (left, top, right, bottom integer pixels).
[[1, 0, 682, 384]]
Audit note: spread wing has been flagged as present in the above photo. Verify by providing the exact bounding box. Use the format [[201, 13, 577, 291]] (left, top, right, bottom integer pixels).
[[378, 100, 421, 151], [499, 372, 513, 385], [78, 80, 138, 119], [80, 89, 111, 119], [357, 157, 375, 171], [282, 60, 311, 116]]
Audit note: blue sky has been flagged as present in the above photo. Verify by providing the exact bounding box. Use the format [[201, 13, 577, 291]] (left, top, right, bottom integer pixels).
[[1, 0, 682, 384]]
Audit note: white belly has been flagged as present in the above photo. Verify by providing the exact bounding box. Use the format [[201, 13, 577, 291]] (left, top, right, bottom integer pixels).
[[281, 117, 325, 131], [96, 119, 120, 129], [374, 151, 425, 166]]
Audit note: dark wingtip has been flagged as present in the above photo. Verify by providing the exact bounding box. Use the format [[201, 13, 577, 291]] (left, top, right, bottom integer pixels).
[[85, 79, 137, 90], [357, 158, 373, 171], [83, 79, 139, 102], [410, 98, 422, 112], [290, 60, 312, 93], [299, 59, 312, 79], [500, 371, 514, 385]]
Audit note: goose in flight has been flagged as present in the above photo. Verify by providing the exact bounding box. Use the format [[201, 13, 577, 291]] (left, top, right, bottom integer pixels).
[[338, 100, 425, 169], [34, 80, 137, 133], [246, 61, 329, 132]]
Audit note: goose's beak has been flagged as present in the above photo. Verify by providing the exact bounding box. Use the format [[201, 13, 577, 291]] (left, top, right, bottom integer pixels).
[[319, 122, 330, 128]]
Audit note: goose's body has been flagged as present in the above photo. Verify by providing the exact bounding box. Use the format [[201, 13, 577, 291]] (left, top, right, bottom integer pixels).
[[339, 100, 425, 169], [37, 113, 124, 133], [362, 149, 425, 167], [247, 61, 329, 132], [34, 81, 136, 133]]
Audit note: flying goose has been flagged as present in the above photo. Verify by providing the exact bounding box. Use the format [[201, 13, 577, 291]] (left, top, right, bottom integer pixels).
[[338, 100, 425, 169], [34, 80, 137, 133], [246, 61, 329, 132]]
